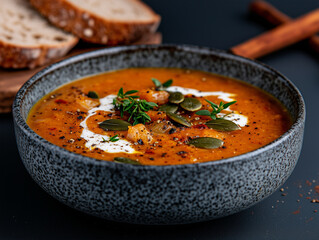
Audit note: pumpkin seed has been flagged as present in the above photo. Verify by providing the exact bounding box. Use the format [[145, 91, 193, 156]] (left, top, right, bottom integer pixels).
[[158, 104, 178, 113], [99, 119, 131, 131], [206, 119, 240, 131], [169, 92, 184, 104], [87, 91, 99, 99], [180, 98, 202, 111], [167, 112, 192, 127], [189, 137, 224, 149], [114, 157, 141, 165]]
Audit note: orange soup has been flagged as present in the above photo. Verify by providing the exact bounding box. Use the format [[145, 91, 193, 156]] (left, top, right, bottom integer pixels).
[[27, 68, 292, 165]]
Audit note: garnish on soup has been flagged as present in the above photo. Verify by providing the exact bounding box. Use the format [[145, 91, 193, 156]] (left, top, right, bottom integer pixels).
[[27, 68, 292, 165], [113, 87, 158, 125]]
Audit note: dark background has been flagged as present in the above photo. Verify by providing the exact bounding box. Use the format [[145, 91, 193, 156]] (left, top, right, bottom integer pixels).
[[1, 0, 319, 239]]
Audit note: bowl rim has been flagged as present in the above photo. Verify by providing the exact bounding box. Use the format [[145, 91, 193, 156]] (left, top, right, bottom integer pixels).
[[13, 44, 306, 169]]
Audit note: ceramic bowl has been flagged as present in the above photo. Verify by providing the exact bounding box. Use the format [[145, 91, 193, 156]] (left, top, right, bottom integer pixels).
[[13, 45, 305, 225]]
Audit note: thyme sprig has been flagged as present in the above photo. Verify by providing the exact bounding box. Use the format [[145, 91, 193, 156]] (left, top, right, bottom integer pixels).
[[196, 99, 236, 120], [113, 88, 158, 125]]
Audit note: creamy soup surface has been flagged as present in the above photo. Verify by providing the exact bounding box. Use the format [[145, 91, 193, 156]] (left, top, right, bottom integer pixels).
[[27, 68, 292, 165]]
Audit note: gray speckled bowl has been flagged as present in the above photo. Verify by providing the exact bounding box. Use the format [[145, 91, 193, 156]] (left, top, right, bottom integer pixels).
[[13, 45, 305, 225]]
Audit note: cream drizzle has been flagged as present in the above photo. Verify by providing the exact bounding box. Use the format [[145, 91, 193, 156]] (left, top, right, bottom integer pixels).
[[217, 113, 248, 127], [80, 94, 137, 154], [79, 86, 248, 154], [166, 86, 236, 102]]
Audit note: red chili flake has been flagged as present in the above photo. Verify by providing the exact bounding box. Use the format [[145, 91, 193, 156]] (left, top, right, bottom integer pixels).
[[306, 180, 312, 186], [292, 209, 300, 215], [192, 124, 207, 129], [145, 149, 155, 154], [55, 99, 68, 104], [306, 217, 314, 223], [48, 128, 56, 130], [314, 185, 319, 195]]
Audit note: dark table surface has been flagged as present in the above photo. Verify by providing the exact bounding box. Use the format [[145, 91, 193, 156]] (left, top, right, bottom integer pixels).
[[1, 0, 319, 239]]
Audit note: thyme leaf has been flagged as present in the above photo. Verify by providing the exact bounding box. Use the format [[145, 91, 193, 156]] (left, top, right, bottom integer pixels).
[[109, 134, 120, 142], [196, 99, 236, 120], [102, 134, 120, 142], [151, 78, 173, 90]]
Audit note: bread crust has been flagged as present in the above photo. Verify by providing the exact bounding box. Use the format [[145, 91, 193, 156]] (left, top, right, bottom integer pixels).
[[29, 0, 161, 45], [0, 38, 78, 69]]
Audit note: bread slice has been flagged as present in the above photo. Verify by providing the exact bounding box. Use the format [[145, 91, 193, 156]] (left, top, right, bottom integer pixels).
[[0, 0, 78, 69], [29, 0, 161, 45]]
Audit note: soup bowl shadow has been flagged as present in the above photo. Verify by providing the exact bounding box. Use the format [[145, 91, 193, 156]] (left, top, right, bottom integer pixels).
[[13, 45, 305, 225]]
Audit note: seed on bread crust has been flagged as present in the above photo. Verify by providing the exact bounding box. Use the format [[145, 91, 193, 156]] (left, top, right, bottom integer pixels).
[[83, 28, 93, 37]]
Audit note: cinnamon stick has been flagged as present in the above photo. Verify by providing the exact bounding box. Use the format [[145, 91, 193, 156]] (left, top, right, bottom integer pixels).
[[231, 8, 319, 59], [249, 0, 319, 53]]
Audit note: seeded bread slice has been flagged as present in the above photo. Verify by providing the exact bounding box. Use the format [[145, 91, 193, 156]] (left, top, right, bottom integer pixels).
[[29, 0, 161, 45], [0, 0, 78, 69]]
